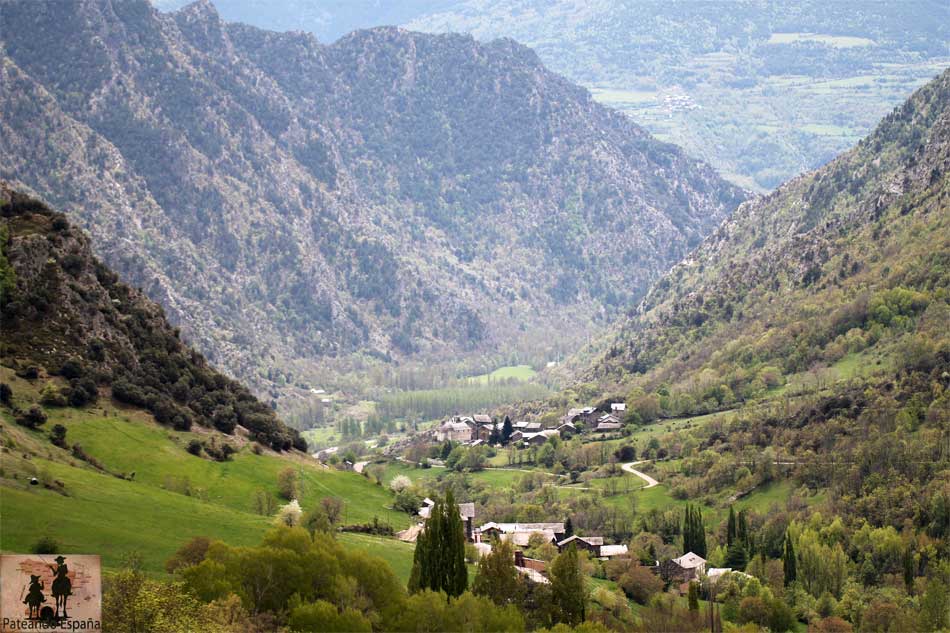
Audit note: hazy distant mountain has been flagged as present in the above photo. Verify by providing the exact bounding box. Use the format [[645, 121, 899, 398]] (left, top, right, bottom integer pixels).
[[0, 0, 744, 398], [150, 1, 950, 191]]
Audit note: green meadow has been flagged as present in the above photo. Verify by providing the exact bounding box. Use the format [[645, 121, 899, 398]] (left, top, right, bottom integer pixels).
[[0, 373, 412, 575]]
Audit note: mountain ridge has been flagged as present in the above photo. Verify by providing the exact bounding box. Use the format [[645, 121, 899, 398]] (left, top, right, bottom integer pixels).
[[0, 0, 745, 399]]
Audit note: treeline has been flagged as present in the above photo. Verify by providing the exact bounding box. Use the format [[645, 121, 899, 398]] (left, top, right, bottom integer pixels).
[[375, 382, 551, 423]]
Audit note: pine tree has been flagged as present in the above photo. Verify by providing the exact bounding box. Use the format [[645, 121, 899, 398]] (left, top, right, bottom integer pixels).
[[726, 507, 737, 547], [783, 532, 796, 586], [564, 516, 574, 538], [502, 416, 513, 445]]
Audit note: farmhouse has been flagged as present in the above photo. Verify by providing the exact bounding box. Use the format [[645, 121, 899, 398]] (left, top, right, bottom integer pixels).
[[610, 402, 626, 414], [659, 551, 707, 584], [557, 535, 604, 556], [436, 419, 474, 442]]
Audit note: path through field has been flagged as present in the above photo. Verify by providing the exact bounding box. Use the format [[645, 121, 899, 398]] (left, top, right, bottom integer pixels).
[[622, 461, 658, 488]]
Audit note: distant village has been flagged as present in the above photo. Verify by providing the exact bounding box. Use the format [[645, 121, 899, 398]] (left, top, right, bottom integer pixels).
[[429, 402, 628, 446]]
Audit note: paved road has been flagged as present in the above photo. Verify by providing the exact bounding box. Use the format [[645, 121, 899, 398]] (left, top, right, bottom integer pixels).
[[622, 461, 659, 488]]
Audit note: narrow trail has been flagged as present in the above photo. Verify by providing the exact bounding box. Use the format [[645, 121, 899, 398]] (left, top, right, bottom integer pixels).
[[621, 460, 659, 488]]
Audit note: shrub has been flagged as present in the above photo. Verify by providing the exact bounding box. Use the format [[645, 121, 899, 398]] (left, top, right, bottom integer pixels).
[[58, 358, 84, 380], [277, 467, 298, 500], [16, 405, 47, 429], [186, 439, 203, 456], [165, 536, 212, 573], [0, 382, 11, 404], [31, 536, 60, 555], [17, 365, 39, 380], [49, 424, 67, 448], [389, 474, 412, 493], [40, 383, 68, 406]]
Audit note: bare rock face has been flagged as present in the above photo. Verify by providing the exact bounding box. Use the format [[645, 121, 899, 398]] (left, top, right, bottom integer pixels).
[[0, 0, 745, 394]]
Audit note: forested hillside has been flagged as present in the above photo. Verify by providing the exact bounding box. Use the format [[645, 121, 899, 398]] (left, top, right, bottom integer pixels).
[[556, 67, 950, 563], [0, 0, 744, 401], [0, 185, 303, 451]]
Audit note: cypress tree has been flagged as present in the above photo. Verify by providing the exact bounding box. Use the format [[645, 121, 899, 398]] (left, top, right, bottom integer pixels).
[[409, 492, 468, 595], [564, 516, 574, 538], [695, 508, 707, 558], [783, 532, 796, 586], [444, 490, 468, 597], [688, 581, 700, 611], [683, 505, 692, 554], [726, 507, 737, 547]]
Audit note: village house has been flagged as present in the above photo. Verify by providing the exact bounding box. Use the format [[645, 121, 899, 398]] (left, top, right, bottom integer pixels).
[[436, 419, 475, 442], [564, 406, 599, 426], [553, 421, 576, 438], [556, 535, 629, 559], [418, 498, 477, 541], [513, 421, 543, 433], [557, 535, 604, 556], [610, 402, 626, 414], [477, 521, 567, 544], [658, 551, 707, 584]]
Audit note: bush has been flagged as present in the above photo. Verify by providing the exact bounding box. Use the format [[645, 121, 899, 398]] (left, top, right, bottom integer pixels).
[[31, 536, 60, 555], [186, 439, 203, 456], [17, 365, 39, 380], [277, 467, 298, 500], [165, 536, 212, 573], [608, 560, 664, 605], [0, 382, 11, 404], [58, 358, 84, 380], [49, 424, 67, 448], [16, 405, 47, 429], [40, 383, 68, 406]]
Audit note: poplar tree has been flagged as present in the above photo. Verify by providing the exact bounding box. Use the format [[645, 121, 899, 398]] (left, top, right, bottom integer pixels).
[[783, 532, 797, 586]]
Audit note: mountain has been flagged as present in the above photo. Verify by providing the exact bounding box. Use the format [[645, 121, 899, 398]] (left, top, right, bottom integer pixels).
[[0, 184, 305, 451], [584, 67, 949, 398], [405, 1, 950, 191], [0, 0, 745, 399]]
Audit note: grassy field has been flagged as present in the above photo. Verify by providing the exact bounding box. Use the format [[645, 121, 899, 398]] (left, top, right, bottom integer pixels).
[[339, 532, 416, 583], [468, 364, 537, 383], [378, 460, 539, 489], [0, 371, 412, 575]]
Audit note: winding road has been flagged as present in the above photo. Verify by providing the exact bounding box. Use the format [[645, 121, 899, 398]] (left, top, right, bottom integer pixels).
[[622, 461, 659, 488]]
